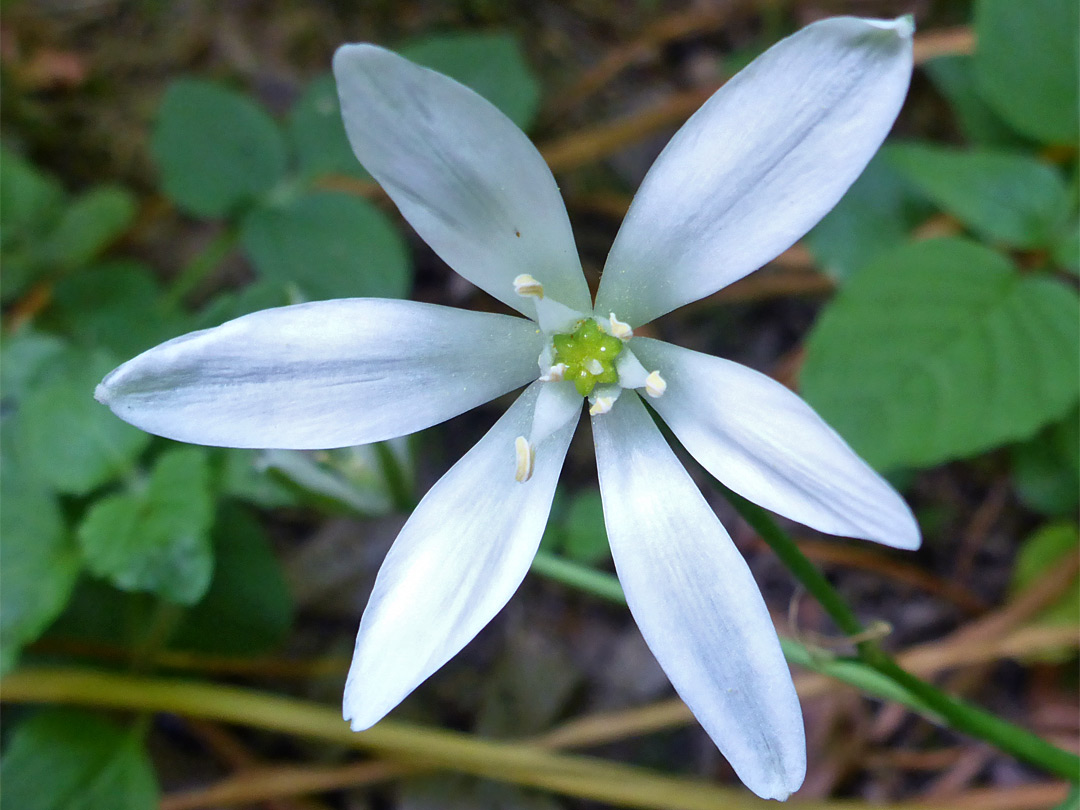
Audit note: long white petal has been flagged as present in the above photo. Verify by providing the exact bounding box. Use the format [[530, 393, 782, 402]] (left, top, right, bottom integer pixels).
[[333, 44, 591, 316], [344, 382, 578, 729], [592, 392, 805, 800], [634, 338, 920, 550], [96, 299, 542, 449], [596, 16, 914, 326]]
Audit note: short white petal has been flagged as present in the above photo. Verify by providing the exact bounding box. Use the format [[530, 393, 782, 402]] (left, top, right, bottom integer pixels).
[[592, 393, 805, 800], [634, 339, 920, 550], [333, 44, 590, 315], [596, 16, 914, 326], [344, 382, 577, 729], [96, 299, 543, 449]]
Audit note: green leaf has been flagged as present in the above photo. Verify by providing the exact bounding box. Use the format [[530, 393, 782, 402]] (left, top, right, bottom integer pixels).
[[241, 191, 411, 300], [46, 261, 188, 358], [924, 55, 1027, 147], [562, 489, 610, 565], [1012, 410, 1080, 516], [288, 73, 369, 181], [193, 280, 290, 330], [1011, 522, 1080, 628], [152, 79, 287, 218], [801, 238, 1080, 470], [1052, 220, 1079, 275], [0, 329, 68, 404], [805, 149, 931, 280], [0, 463, 81, 673], [974, 0, 1079, 145], [400, 32, 541, 131], [888, 144, 1071, 250], [170, 505, 293, 655], [0, 710, 158, 810], [14, 349, 150, 495], [42, 185, 137, 269], [0, 147, 64, 300], [77, 448, 214, 605]]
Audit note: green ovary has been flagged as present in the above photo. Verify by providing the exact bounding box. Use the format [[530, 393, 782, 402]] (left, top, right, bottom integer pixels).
[[551, 319, 624, 396]]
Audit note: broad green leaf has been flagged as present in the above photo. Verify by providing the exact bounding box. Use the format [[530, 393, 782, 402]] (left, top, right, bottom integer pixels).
[[889, 144, 1071, 249], [805, 149, 931, 280], [401, 32, 541, 131], [1011, 522, 1080, 628], [14, 349, 150, 495], [43, 185, 137, 268], [562, 489, 610, 565], [974, 0, 1079, 145], [46, 261, 188, 357], [193, 280, 290, 330], [801, 238, 1080, 470], [0, 464, 81, 673], [0, 148, 63, 300], [0, 328, 68, 404], [923, 55, 1027, 147], [241, 191, 411, 300], [170, 506, 293, 655], [78, 448, 214, 605], [288, 73, 369, 181], [152, 79, 287, 217], [1012, 411, 1080, 516], [0, 710, 158, 810], [1052, 221, 1079, 275]]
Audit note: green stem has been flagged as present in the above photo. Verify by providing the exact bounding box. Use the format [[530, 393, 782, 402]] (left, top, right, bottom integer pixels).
[[532, 551, 627, 604], [717, 484, 1080, 782], [374, 441, 416, 512], [164, 226, 239, 307]]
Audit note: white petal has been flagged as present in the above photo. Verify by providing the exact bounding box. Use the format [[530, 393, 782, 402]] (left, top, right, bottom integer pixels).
[[344, 382, 577, 729], [96, 299, 542, 449], [596, 16, 914, 326], [333, 44, 591, 315], [634, 338, 920, 550], [592, 392, 805, 799]]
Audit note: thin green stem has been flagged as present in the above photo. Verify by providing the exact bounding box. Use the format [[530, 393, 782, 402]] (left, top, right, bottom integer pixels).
[[531, 551, 627, 604], [374, 441, 417, 512], [164, 226, 239, 307]]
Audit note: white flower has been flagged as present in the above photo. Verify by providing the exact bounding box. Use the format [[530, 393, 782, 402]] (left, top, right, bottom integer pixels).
[[96, 16, 919, 800]]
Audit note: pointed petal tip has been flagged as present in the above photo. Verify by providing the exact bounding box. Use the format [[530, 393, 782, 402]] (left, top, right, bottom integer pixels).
[[861, 14, 916, 39]]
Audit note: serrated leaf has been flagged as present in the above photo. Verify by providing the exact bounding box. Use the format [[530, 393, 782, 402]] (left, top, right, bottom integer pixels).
[[400, 32, 541, 131], [0, 463, 81, 673], [43, 185, 137, 269], [889, 144, 1071, 249], [152, 79, 287, 217], [0, 710, 159, 810], [169, 505, 293, 655], [14, 349, 150, 495], [563, 489, 610, 565], [974, 0, 1079, 145], [46, 261, 188, 357], [1011, 522, 1080, 629], [1012, 411, 1080, 516], [805, 149, 931, 280], [241, 190, 411, 300], [801, 238, 1080, 470], [78, 448, 214, 605], [924, 55, 1027, 147], [288, 73, 370, 181]]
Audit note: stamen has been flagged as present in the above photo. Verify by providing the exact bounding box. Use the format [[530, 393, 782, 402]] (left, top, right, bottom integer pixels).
[[514, 436, 535, 482], [645, 370, 667, 398], [539, 363, 568, 382], [589, 396, 615, 416], [585, 358, 604, 376], [513, 274, 544, 299], [607, 313, 633, 341]]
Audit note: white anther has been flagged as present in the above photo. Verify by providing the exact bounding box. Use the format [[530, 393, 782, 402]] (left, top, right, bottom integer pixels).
[[585, 358, 605, 376], [539, 363, 568, 382], [645, 370, 667, 398], [514, 436, 535, 482], [607, 312, 633, 341], [513, 274, 544, 299], [589, 396, 615, 416]]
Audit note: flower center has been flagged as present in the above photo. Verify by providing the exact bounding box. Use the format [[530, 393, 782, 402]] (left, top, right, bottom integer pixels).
[[551, 319, 624, 396]]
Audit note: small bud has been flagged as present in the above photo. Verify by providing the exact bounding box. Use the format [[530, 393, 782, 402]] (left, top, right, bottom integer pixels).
[[513, 274, 544, 299], [645, 370, 667, 398]]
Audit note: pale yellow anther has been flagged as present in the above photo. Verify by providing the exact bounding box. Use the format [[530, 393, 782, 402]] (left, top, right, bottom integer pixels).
[[539, 363, 568, 382], [585, 358, 605, 376], [645, 370, 667, 398], [514, 436, 536, 482], [589, 396, 615, 416], [513, 274, 544, 299], [607, 313, 633, 341]]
